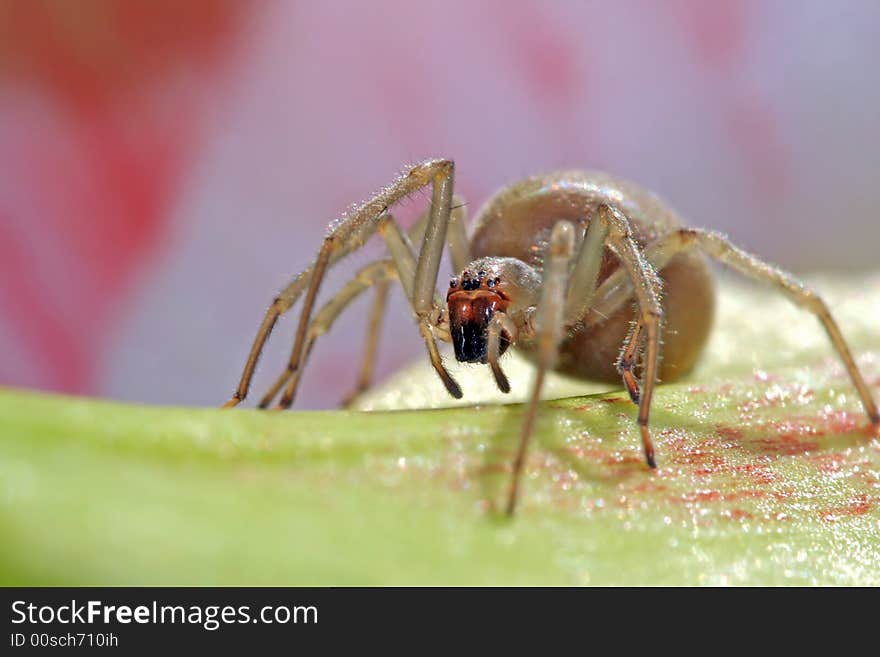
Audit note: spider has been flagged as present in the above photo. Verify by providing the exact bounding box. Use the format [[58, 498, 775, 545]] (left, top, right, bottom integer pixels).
[[223, 158, 880, 515]]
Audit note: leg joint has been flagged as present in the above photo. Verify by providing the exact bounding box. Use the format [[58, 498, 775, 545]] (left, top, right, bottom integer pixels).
[[270, 295, 291, 313], [795, 286, 827, 314], [377, 214, 393, 234], [597, 204, 632, 239], [677, 228, 703, 246], [408, 157, 454, 183], [642, 307, 663, 324]]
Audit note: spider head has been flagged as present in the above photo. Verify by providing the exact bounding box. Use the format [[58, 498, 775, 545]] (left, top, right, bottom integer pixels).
[[446, 269, 511, 363]]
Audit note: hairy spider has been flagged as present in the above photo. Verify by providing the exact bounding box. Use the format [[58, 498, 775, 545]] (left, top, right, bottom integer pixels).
[[223, 158, 880, 515]]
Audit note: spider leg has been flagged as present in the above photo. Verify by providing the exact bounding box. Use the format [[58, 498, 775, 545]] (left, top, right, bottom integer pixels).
[[221, 214, 378, 408], [340, 198, 467, 407], [342, 194, 471, 407], [590, 227, 880, 427], [506, 220, 576, 516], [617, 318, 646, 405], [487, 312, 518, 394], [275, 159, 458, 409], [559, 203, 664, 468], [562, 204, 654, 408], [270, 196, 459, 409], [341, 279, 391, 407], [563, 206, 610, 324], [260, 259, 397, 408], [592, 205, 665, 470], [409, 161, 462, 400], [259, 209, 425, 409], [222, 158, 456, 409], [447, 193, 472, 274]]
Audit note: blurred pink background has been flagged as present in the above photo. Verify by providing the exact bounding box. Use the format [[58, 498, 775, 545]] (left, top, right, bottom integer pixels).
[[2, 0, 879, 409]]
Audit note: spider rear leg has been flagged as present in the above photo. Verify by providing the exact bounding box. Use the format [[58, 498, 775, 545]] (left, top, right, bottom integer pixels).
[[588, 227, 880, 428], [597, 205, 664, 470], [262, 210, 424, 409], [692, 229, 880, 427], [221, 204, 383, 409], [341, 279, 391, 407], [565, 204, 664, 471], [261, 259, 397, 409]]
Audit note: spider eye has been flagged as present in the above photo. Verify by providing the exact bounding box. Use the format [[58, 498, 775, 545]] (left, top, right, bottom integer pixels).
[[449, 278, 458, 288], [461, 277, 480, 291], [487, 278, 496, 288]]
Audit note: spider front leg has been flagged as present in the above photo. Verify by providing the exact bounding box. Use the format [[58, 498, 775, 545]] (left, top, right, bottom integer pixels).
[[222, 158, 458, 409], [264, 201, 455, 409], [342, 194, 470, 407], [257, 208, 425, 409], [409, 162, 463, 401], [487, 312, 518, 394], [506, 207, 664, 515], [506, 220, 576, 516], [276, 159, 459, 408]]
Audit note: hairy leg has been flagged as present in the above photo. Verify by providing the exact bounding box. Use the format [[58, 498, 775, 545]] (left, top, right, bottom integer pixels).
[[589, 227, 880, 427], [446, 194, 472, 275], [223, 158, 456, 409], [221, 214, 378, 408], [617, 318, 646, 405], [595, 205, 664, 469], [260, 210, 423, 409], [563, 206, 610, 324], [558, 203, 664, 468], [406, 161, 462, 401], [339, 198, 469, 406], [260, 259, 396, 408], [487, 312, 518, 394], [506, 220, 575, 516], [341, 279, 391, 407]]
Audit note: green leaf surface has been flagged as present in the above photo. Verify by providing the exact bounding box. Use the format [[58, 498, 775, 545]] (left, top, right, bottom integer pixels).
[[1, 274, 879, 585]]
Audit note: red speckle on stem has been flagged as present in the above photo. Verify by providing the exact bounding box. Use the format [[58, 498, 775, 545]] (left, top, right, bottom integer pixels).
[[716, 426, 745, 442], [820, 494, 875, 523], [727, 509, 754, 521]]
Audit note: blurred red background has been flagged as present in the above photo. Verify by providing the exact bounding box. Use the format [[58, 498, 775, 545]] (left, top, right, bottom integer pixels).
[[2, 0, 879, 409]]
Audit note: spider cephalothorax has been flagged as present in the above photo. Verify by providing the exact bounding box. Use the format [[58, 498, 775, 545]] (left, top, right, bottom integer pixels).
[[447, 269, 510, 363], [223, 158, 880, 516]]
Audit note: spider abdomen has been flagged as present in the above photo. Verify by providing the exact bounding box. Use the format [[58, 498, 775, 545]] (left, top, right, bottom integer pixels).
[[469, 170, 715, 383]]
